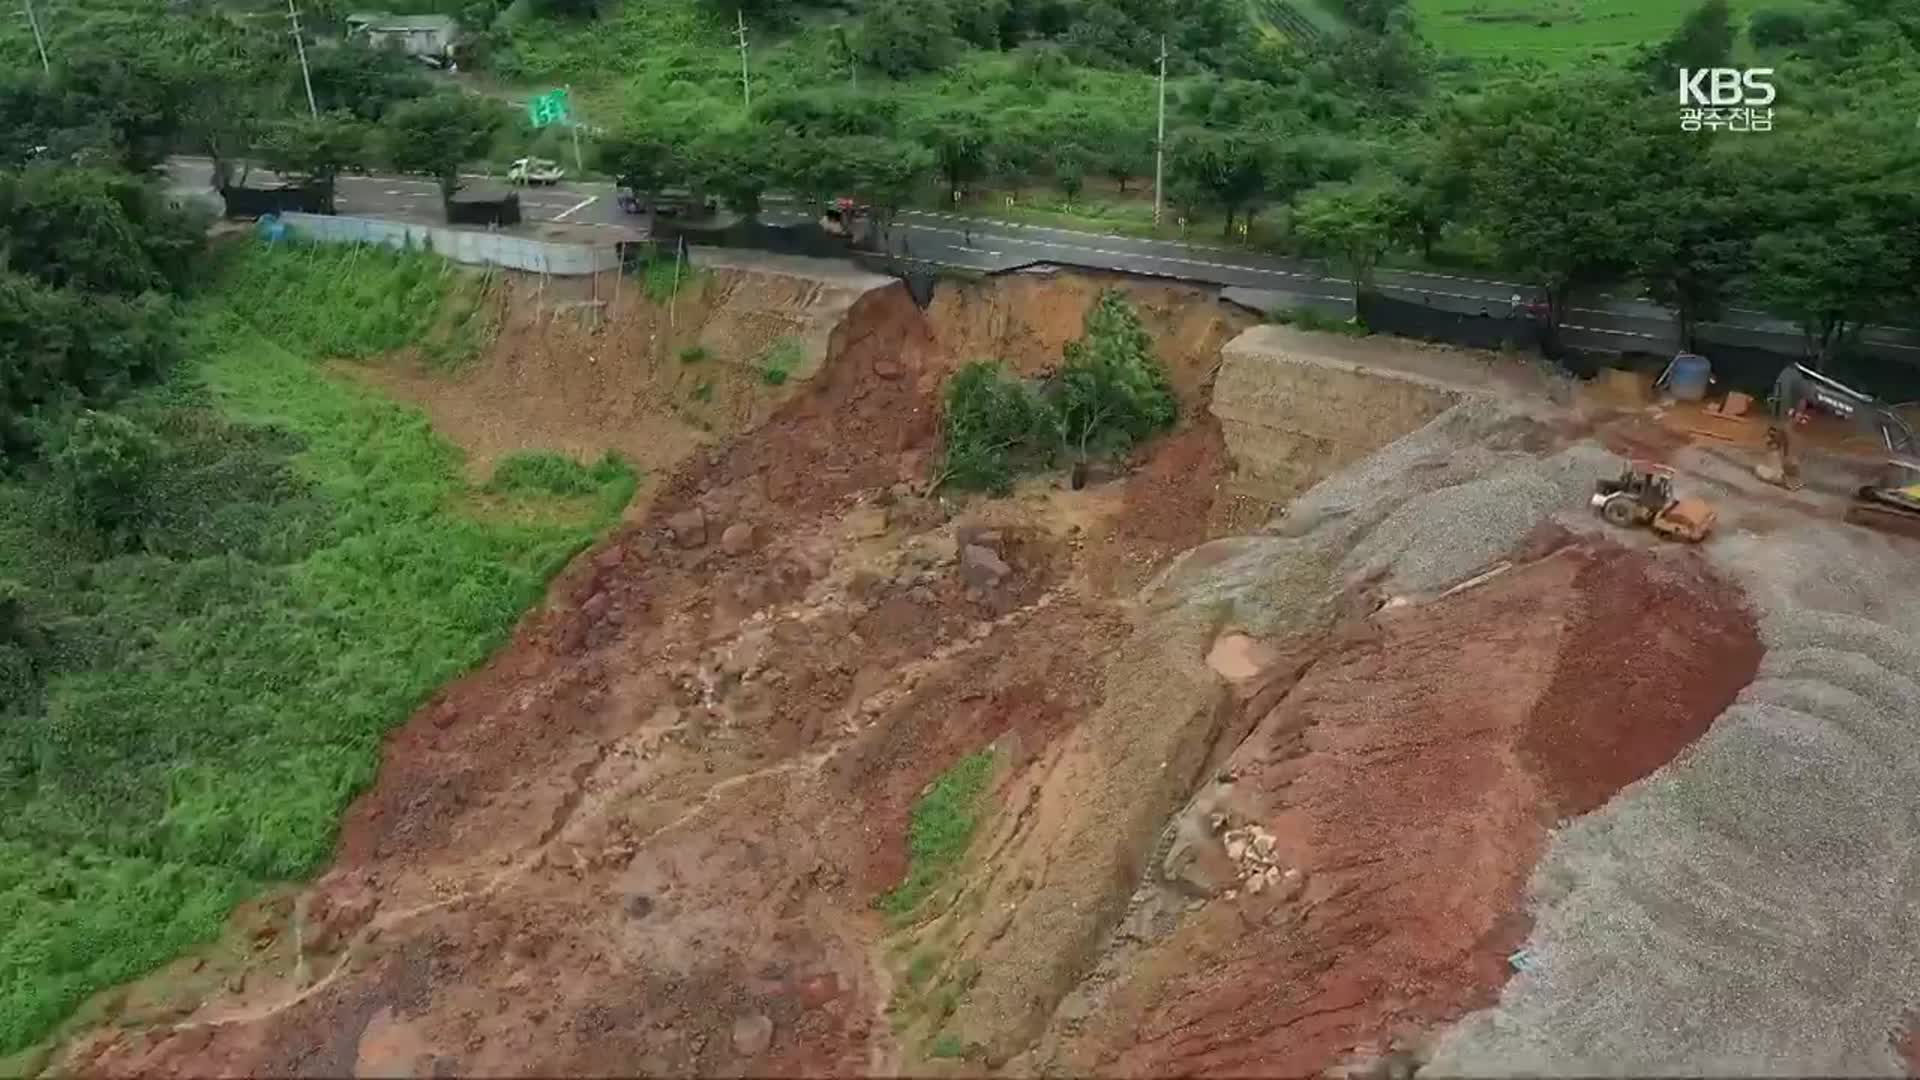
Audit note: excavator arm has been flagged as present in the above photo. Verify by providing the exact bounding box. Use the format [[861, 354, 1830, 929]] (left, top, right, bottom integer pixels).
[[1758, 364, 1918, 489]]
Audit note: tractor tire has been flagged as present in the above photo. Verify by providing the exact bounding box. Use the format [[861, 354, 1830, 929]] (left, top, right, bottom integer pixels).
[[1600, 495, 1638, 529]]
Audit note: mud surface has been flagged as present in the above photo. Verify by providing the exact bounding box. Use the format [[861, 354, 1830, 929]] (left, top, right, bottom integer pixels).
[[58, 271, 1250, 1078], [1048, 541, 1760, 1078]]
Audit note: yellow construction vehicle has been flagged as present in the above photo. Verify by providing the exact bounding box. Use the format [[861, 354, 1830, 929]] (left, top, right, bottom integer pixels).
[[1757, 363, 1917, 490], [1591, 461, 1718, 543]]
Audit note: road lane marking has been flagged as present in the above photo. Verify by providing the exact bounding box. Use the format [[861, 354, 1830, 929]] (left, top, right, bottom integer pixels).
[[552, 195, 598, 221]]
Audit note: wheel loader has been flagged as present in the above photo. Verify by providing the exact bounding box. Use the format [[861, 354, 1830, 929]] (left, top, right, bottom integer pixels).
[[1591, 461, 1717, 543]]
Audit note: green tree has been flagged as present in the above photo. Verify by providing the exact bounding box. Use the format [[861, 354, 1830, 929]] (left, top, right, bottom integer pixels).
[[857, 0, 957, 77], [1454, 75, 1683, 350], [1054, 290, 1176, 459], [385, 93, 505, 205], [1167, 128, 1270, 237], [1294, 181, 1408, 300], [1748, 8, 1811, 47], [1741, 117, 1920, 366], [305, 42, 433, 122], [1389, 136, 1468, 261], [1632, 147, 1754, 351], [57, 43, 192, 174], [1751, 222, 1907, 368], [0, 165, 202, 296], [918, 106, 993, 196], [1054, 143, 1091, 201], [688, 126, 771, 219], [259, 113, 369, 213], [1638, 0, 1735, 87]]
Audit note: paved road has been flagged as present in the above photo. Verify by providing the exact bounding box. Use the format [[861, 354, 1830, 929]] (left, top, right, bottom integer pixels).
[[168, 157, 646, 237], [171, 158, 1920, 366]]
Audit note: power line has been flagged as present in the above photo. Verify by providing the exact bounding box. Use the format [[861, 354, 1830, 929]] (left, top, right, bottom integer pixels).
[[287, 0, 318, 117], [21, 0, 49, 74], [734, 10, 751, 114]]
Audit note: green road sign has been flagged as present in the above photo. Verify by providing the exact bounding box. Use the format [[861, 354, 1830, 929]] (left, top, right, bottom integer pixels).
[[528, 88, 570, 128]]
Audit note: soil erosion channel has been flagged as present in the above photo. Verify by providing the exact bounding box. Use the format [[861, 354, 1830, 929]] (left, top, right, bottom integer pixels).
[[57, 265, 1760, 1077]]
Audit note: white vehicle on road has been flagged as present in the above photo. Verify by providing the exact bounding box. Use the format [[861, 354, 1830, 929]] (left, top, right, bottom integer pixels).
[[507, 157, 565, 186]]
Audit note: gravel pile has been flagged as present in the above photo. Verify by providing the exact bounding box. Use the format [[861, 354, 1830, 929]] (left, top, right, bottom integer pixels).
[[1149, 400, 1920, 1075], [1152, 400, 1611, 630], [1428, 520, 1920, 1076], [1339, 443, 1614, 595]]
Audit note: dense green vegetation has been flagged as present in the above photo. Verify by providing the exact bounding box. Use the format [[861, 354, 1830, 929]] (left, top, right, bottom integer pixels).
[[0, 134, 635, 1054], [937, 290, 1176, 493], [0, 241, 634, 1053], [8, 0, 1920, 364], [878, 751, 996, 919]]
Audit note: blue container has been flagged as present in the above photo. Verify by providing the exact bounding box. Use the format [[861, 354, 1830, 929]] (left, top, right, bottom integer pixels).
[[1666, 352, 1712, 402]]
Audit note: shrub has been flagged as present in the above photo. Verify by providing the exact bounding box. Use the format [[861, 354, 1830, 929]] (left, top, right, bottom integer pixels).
[[638, 256, 700, 302], [935, 362, 1054, 493], [678, 344, 709, 364], [934, 291, 1178, 493], [486, 450, 629, 497], [52, 410, 165, 548], [760, 337, 803, 386], [878, 751, 995, 918]]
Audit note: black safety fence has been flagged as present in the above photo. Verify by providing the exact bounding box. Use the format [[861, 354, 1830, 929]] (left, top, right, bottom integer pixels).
[[445, 193, 522, 227], [1358, 290, 1544, 353], [646, 220, 940, 308], [220, 183, 330, 219], [652, 218, 859, 261]]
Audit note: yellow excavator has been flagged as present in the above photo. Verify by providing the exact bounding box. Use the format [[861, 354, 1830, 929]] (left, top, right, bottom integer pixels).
[[1755, 363, 1920, 539], [1756, 363, 1916, 489]]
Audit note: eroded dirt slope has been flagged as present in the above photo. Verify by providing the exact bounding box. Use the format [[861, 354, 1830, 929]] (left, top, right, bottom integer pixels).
[[57, 271, 1251, 1077], [53, 265, 1777, 1079]]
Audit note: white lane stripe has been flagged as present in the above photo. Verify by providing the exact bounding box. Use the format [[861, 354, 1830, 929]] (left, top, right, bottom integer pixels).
[[553, 195, 597, 221]]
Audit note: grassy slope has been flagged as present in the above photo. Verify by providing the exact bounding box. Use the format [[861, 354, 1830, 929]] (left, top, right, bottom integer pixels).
[[0, 241, 633, 1053]]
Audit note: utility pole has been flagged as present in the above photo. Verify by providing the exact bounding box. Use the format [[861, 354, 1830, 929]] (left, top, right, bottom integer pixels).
[[566, 84, 584, 175], [287, 0, 318, 118], [734, 10, 751, 114], [1153, 35, 1168, 229], [21, 0, 49, 74]]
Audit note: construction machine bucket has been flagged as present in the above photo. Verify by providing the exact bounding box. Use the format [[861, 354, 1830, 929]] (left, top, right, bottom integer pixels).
[[1653, 498, 1717, 543]]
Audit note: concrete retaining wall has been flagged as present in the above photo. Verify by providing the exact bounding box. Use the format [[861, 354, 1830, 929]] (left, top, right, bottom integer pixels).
[[278, 213, 619, 275], [1210, 324, 1488, 501]]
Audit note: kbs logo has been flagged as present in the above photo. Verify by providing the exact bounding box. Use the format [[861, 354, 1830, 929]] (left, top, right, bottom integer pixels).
[[1679, 68, 1775, 106], [1678, 68, 1775, 133]]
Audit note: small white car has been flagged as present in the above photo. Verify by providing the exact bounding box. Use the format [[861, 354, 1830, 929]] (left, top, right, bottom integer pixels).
[[507, 157, 564, 185]]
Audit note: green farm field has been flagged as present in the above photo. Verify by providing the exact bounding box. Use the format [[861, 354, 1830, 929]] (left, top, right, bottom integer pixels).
[[1411, 0, 1767, 61]]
